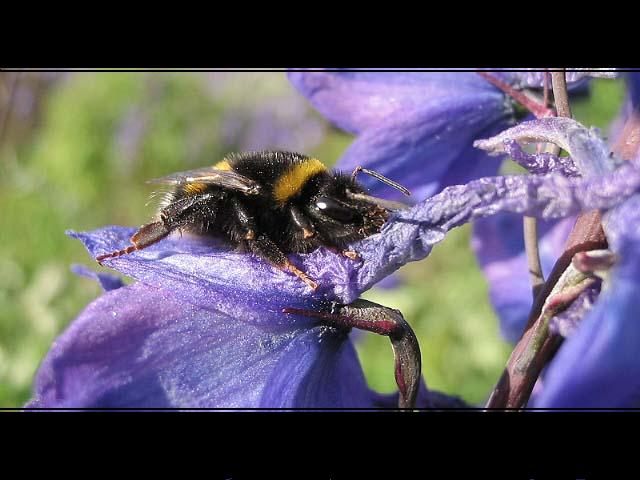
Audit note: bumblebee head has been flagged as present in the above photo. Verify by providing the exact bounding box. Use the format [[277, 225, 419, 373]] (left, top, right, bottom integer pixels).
[[305, 172, 406, 243]]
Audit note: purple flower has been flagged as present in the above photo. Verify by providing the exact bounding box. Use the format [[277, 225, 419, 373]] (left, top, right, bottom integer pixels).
[[28, 120, 640, 407]]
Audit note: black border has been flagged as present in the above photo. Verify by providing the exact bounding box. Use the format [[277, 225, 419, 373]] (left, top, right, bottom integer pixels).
[[4, 410, 637, 478]]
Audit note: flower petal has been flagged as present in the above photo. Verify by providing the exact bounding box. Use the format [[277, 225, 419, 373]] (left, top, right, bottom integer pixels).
[[491, 139, 580, 177], [335, 105, 510, 201], [288, 71, 506, 135], [27, 282, 375, 408], [71, 264, 125, 291], [474, 117, 614, 177]]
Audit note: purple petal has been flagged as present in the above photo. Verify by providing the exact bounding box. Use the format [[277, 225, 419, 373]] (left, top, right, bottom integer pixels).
[[288, 71, 506, 136], [71, 264, 125, 291], [496, 139, 580, 177], [548, 282, 601, 338], [335, 104, 510, 201], [70, 228, 324, 325], [27, 282, 374, 408], [534, 195, 640, 407], [472, 214, 576, 342]]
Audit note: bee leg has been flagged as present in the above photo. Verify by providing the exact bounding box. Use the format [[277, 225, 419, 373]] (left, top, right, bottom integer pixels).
[[318, 238, 361, 261], [284, 299, 421, 409], [230, 198, 256, 240], [289, 205, 315, 239], [247, 234, 319, 291], [96, 221, 171, 263], [96, 194, 212, 263]]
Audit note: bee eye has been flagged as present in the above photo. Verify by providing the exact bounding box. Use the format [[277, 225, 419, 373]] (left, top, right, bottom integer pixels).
[[315, 197, 357, 223]]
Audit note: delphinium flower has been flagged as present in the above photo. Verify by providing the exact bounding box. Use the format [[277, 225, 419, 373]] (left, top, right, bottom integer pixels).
[[27, 103, 640, 408]]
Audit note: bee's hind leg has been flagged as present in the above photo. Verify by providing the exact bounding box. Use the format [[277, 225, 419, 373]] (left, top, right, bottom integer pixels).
[[96, 221, 171, 263]]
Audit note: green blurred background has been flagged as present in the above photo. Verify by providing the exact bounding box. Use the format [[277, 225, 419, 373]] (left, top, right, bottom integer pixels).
[[0, 72, 625, 407]]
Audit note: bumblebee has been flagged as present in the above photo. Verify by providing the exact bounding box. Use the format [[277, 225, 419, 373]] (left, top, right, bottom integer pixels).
[[97, 151, 409, 290]]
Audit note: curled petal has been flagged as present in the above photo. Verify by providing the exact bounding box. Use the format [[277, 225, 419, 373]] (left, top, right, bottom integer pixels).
[[288, 70, 504, 135], [474, 117, 614, 177], [493, 139, 580, 177]]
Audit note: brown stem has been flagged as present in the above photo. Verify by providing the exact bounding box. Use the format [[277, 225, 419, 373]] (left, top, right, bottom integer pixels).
[[523, 217, 545, 298], [551, 71, 572, 118]]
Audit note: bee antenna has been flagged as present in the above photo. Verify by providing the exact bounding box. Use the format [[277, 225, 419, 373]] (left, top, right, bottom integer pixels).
[[345, 190, 410, 211], [351, 166, 411, 196]]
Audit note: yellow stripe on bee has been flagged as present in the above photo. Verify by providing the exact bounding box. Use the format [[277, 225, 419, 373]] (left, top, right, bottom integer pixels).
[[184, 182, 208, 194], [273, 158, 327, 203], [214, 160, 232, 171]]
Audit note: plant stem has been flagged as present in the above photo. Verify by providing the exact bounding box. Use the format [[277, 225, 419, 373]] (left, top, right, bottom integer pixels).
[[524, 217, 545, 298], [551, 71, 572, 118]]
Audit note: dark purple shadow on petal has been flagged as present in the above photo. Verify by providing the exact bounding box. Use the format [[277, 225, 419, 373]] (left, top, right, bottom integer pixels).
[[369, 379, 470, 408], [260, 331, 374, 407]]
